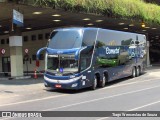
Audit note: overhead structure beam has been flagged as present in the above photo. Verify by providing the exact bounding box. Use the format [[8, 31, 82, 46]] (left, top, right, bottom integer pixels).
[[17, 0, 160, 24]]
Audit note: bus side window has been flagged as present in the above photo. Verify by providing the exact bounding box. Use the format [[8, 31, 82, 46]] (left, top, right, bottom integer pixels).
[[81, 58, 87, 71]]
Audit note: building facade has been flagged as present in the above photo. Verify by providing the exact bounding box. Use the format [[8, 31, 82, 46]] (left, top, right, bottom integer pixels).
[[0, 28, 53, 75]]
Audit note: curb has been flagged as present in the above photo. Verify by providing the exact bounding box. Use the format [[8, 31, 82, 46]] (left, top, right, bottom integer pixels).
[[15, 76, 31, 80], [0, 78, 9, 80], [0, 76, 32, 80]]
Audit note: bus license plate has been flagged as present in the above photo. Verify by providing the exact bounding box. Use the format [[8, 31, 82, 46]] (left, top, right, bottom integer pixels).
[[55, 84, 61, 88]]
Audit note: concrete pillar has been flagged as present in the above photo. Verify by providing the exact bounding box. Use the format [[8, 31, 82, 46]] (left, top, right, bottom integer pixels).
[[9, 36, 23, 77]]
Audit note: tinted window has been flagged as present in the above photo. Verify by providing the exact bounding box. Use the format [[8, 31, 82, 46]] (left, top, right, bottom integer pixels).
[[23, 36, 28, 42], [96, 29, 137, 67], [45, 33, 50, 39], [38, 34, 43, 40], [48, 30, 83, 49], [82, 29, 97, 46], [80, 46, 93, 71], [1, 39, 5, 44], [6, 38, 9, 44], [31, 35, 36, 41], [97, 29, 135, 46]]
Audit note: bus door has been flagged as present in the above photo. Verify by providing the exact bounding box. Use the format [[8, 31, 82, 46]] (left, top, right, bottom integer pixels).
[[2, 57, 11, 76]]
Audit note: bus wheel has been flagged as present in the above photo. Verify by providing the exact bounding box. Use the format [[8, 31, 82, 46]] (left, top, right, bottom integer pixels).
[[91, 76, 98, 90], [136, 67, 140, 77], [99, 74, 106, 88], [139, 66, 142, 75], [131, 67, 136, 78]]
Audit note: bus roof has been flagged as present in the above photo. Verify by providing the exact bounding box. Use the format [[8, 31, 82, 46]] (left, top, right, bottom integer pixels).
[[53, 27, 146, 36]]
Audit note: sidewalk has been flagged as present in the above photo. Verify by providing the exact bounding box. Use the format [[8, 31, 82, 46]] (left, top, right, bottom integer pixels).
[[146, 64, 160, 71], [0, 73, 43, 80], [0, 76, 44, 86], [0, 76, 45, 105]]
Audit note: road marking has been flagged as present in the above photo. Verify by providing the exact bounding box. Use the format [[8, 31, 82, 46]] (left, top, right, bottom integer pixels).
[[0, 78, 159, 108], [100, 78, 160, 90], [96, 117, 109, 120], [96, 100, 160, 120], [129, 100, 160, 111], [43, 85, 160, 111], [0, 94, 67, 107]]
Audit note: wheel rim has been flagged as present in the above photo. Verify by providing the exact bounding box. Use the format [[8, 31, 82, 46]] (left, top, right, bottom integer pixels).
[[94, 76, 97, 89], [102, 75, 106, 86], [133, 68, 135, 77], [137, 68, 139, 76], [139, 67, 141, 75]]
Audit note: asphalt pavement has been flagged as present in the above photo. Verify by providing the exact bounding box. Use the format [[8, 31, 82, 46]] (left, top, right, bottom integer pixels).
[[0, 66, 160, 120]]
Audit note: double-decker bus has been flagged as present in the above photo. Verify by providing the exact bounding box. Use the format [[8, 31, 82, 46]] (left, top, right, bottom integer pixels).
[[37, 27, 147, 90]]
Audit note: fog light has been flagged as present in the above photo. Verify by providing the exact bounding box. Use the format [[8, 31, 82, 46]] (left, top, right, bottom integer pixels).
[[72, 83, 78, 87]]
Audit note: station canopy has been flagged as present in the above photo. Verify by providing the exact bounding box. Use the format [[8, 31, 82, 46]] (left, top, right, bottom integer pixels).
[[0, 0, 160, 46]]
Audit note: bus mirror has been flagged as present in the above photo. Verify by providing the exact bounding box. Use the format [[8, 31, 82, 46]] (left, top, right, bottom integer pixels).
[[36, 60, 40, 67], [75, 55, 79, 60], [75, 49, 80, 60]]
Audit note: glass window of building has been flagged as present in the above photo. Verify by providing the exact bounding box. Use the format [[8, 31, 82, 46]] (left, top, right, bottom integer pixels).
[[1, 39, 5, 44], [45, 33, 50, 39], [31, 35, 36, 41], [23, 36, 28, 42], [6, 38, 9, 44], [38, 34, 43, 40]]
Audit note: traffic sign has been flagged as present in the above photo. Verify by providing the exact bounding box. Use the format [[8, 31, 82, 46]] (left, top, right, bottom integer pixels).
[[25, 49, 29, 54], [1, 48, 5, 55], [13, 9, 23, 26]]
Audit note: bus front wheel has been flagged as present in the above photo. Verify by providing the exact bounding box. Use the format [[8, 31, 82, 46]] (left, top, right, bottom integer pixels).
[[136, 67, 140, 77], [131, 67, 136, 78]]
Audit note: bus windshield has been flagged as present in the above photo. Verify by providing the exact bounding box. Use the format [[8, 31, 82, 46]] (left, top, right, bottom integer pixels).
[[47, 54, 78, 74], [48, 30, 83, 49]]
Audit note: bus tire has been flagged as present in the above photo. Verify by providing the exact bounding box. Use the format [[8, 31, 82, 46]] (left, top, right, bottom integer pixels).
[[131, 67, 136, 78], [99, 74, 106, 88], [139, 66, 142, 75], [91, 75, 98, 90], [136, 66, 140, 77]]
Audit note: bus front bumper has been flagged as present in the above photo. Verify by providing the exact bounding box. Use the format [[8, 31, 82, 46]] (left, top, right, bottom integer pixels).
[[44, 75, 82, 90]]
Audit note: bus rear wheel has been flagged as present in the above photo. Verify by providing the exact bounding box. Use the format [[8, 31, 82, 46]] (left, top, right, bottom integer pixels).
[[139, 66, 142, 75], [99, 74, 106, 88], [91, 76, 98, 90]]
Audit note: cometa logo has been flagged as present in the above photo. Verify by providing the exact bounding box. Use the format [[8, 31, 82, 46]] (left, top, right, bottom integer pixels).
[[106, 47, 120, 54]]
